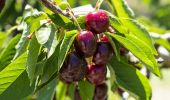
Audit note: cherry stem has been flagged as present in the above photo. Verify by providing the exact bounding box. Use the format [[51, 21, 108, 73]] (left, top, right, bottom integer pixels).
[[40, 0, 82, 32], [66, 3, 82, 32], [107, 26, 115, 33], [85, 56, 93, 65], [95, 0, 104, 11]]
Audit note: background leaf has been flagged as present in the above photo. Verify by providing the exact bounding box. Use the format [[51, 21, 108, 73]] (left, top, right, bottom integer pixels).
[[110, 0, 157, 55], [37, 78, 57, 100], [0, 34, 21, 71], [78, 81, 94, 100], [0, 32, 7, 48], [108, 56, 152, 100], [56, 81, 67, 100], [107, 33, 160, 76]]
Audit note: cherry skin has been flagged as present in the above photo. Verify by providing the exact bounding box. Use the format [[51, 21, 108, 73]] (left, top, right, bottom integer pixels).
[[93, 41, 113, 65], [75, 31, 97, 57], [59, 52, 87, 83], [85, 10, 109, 34], [93, 83, 108, 100], [86, 64, 107, 86]]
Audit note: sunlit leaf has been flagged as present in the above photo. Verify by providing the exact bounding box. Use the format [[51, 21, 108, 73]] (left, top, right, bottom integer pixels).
[[0, 52, 28, 94], [0, 34, 21, 71]]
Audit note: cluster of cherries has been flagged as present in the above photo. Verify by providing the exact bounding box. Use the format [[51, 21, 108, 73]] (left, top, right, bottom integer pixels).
[[59, 10, 113, 100]]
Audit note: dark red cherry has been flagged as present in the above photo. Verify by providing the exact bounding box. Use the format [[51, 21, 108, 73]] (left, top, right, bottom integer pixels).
[[75, 31, 97, 57], [85, 10, 109, 34], [93, 42, 113, 65], [93, 83, 108, 100], [59, 52, 87, 83], [86, 65, 107, 85]]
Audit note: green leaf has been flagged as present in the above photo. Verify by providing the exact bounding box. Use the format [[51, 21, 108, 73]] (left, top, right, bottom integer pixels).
[[25, 11, 48, 34], [0, 32, 7, 48], [111, 0, 157, 55], [56, 81, 67, 100], [0, 34, 21, 71], [36, 24, 58, 57], [104, 32, 120, 60], [0, 71, 34, 100], [111, 0, 135, 18], [49, 14, 85, 30], [36, 24, 56, 50], [58, 30, 78, 69], [0, 52, 28, 94], [108, 57, 152, 100], [41, 43, 61, 83], [37, 78, 57, 100], [107, 33, 160, 76], [13, 23, 29, 59], [107, 12, 127, 34], [107, 64, 116, 87], [155, 38, 170, 51], [67, 83, 76, 99], [78, 81, 94, 100], [27, 35, 41, 84], [48, 14, 72, 29]]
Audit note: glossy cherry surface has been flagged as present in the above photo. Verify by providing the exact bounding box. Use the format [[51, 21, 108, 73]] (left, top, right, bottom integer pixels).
[[86, 64, 107, 85], [75, 31, 97, 57], [93, 42, 113, 65], [85, 10, 109, 34]]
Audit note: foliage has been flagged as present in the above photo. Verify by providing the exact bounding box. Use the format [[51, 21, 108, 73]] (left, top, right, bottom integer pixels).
[[0, 0, 169, 100]]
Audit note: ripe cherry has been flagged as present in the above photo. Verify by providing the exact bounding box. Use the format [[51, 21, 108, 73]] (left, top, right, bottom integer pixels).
[[59, 52, 87, 83], [86, 64, 107, 85], [93, 83, 108, 100], [75, 31, 97, 57], [93, 42, 113, 65], [85, 10, 109, 34]]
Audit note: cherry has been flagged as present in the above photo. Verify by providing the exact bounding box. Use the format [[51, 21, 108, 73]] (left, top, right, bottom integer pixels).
[[93, 42, 113, 65], [75, 31, 97, 57], [59, 52, 87, 83], [85, 10, 109, 34], [93, 83, 108, 100], [86, 64, 107, 85]]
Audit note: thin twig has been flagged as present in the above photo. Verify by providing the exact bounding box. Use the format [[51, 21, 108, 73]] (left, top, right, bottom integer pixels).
[[95, 0, 104, 11], [40, 0, 72, 19]]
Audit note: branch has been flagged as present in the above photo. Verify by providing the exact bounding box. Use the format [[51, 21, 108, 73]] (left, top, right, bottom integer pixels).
[[40, 0, 71, 19]]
